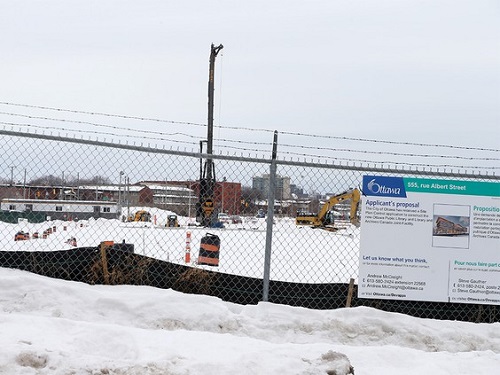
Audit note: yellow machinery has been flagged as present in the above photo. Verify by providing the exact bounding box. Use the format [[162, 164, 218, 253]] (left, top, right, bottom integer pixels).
[[296, 188, 361, 231], [166, 214, 179, 227], [128, 210, 151, 222]]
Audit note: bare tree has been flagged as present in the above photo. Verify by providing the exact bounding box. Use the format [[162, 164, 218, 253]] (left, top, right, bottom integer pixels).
[[30, 175, 63, 186], [240, 186, 265, 215], [76, 176, 111, 185], [29, 175, 111, 186]]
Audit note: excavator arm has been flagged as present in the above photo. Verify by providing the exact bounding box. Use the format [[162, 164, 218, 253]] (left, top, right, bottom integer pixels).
[[296, 188, 361, 230]]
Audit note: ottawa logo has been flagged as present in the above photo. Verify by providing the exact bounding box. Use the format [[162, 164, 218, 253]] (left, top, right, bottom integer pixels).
[[362, 176, 407, 197], [367, 179, 401, 195]]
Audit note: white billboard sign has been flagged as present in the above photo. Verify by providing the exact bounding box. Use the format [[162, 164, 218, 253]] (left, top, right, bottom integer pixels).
[[358, 176, 500, 305]]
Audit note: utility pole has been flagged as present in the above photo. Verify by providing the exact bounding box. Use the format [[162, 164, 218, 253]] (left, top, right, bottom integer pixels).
[[60, 171, 65, 200], [23, 169, 27, 199], [77, 172, 80, 200], [118, 171, 124, 206], [126, 176, 130, 220], [10, 166, 15, 186]]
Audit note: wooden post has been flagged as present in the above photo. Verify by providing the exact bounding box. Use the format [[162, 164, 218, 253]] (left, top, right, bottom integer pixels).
[[100, 241, 112, 284], [346, 278, 355, 308]]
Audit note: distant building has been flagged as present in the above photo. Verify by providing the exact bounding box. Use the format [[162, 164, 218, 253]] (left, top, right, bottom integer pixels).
[[0, 183, 152, 207], [0, 178, 243, 218], [77, 185, 152, 206], [140, 180, 242, 216], [138, 182, 197, 216], [290, 184, 306, 199], [0, 198, 119, 223], [252, 174, 291, 200]]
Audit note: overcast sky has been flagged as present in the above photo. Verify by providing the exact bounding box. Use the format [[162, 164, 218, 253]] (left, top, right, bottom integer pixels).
[[1, 1, 499, 169]]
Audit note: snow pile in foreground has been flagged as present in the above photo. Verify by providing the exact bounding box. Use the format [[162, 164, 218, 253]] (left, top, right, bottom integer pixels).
[[0, 268, 499, 375]]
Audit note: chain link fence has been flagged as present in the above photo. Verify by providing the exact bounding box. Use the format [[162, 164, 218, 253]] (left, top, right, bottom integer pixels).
[[1, 130, 498, 322]]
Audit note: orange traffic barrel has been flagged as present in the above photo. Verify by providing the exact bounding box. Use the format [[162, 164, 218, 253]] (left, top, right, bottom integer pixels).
[[14, 232, 27, 241], [198, 233, 220, 266]]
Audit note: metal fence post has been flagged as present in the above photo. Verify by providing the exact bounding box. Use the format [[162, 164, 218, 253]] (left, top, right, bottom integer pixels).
[[263, 131, 278, 302]]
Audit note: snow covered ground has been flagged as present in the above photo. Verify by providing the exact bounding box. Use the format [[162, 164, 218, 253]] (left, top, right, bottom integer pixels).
[[2, 211, 499, 373], [4, 207, 361, 284], [1, 267, 499, 375]]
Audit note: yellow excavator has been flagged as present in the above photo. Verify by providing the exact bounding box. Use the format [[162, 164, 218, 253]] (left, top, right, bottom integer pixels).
[[296, 188, 361, 231], [128, 210, 151, 222]]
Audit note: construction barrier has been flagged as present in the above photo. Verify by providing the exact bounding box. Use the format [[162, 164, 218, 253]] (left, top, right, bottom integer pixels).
[[111, 241, 134, 253], [14, 231, 29, 241], [197, 233, 220, 266], [66, 237, 77, 247], [185, 231, 191, 263]]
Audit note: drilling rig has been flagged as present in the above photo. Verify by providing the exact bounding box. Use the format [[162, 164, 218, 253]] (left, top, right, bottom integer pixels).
[[196, 43, 223, 227]]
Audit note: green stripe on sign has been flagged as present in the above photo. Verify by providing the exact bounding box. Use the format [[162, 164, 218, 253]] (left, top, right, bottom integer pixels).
[[404, 178, 500, 197]]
